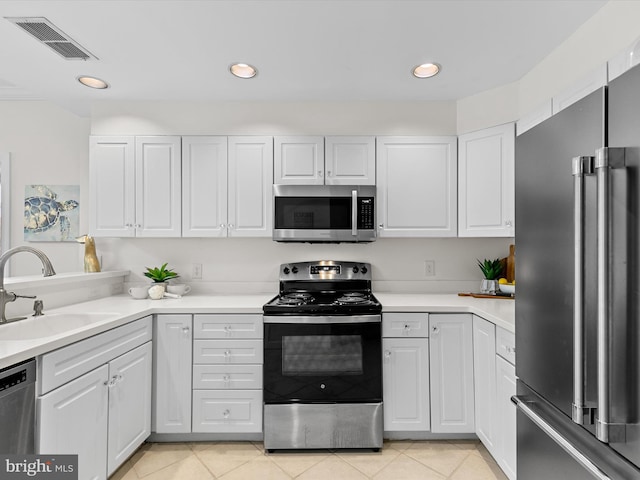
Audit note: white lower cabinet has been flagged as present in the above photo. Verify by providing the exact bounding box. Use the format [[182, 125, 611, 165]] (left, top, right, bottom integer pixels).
[[191, 314, 263, 433], [38, 365, 109, 480], [472, 315, 517, 480], [107, 343, 153, 476], [473, 315, 497, 452], [496, 356, 517, 479], [37, 317, 152, 480], [382, 336, 430, 431], [382, 313, 430, 432], [429, 313, 475, 433], [153, 314, 193, 434], [495, 330, 517, 480]]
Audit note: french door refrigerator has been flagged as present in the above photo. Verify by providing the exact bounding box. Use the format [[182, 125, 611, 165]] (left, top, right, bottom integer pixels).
[[514, 62, 640, 480]]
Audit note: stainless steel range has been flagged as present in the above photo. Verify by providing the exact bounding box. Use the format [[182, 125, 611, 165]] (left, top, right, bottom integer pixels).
[[263, 260, 383, 452]]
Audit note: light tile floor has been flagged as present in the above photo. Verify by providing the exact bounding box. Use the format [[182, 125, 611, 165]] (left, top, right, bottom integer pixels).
[[111, 440, 508, 480]]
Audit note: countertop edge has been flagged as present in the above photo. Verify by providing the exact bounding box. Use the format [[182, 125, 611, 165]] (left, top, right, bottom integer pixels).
[[0, 293, 514, 369]]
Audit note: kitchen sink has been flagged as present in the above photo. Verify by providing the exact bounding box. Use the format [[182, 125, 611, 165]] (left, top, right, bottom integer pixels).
[[0, 312, 120, 340]]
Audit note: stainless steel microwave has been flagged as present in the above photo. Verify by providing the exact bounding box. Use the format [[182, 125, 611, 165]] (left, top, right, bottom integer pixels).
[[273, 185, 376, 243]]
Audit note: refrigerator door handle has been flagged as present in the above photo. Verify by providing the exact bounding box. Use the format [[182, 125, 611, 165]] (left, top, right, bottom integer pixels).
[[572, 156, 596, 426], [594, 147, 627, 443], [513, 395, 612, 480]]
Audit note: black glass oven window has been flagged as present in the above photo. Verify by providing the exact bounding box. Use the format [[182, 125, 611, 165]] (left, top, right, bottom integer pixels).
[[282, 334, 363, 376], [275, 197, 352, 229]]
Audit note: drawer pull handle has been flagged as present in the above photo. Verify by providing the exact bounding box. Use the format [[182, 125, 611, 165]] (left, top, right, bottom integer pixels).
[[384, 350, 391, 361], [223, 409, 230, 419], [224, 325, 232, 335]]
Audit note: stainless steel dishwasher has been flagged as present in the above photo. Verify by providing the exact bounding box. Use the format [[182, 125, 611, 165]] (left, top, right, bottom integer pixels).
[[0, 358, 36, 454]]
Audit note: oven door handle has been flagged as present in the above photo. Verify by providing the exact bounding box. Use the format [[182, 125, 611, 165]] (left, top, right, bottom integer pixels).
[[263, 315, 381, 324]]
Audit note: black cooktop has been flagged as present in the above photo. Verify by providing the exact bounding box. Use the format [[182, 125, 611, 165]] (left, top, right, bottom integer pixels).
[[263, 261, 382, 316]]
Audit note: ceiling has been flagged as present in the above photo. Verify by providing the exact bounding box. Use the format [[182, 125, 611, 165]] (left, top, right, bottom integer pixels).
[[0, 0, 608, 116]]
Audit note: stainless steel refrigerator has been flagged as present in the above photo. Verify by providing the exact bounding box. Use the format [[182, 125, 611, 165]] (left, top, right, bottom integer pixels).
[[514, 62, 640, 480]]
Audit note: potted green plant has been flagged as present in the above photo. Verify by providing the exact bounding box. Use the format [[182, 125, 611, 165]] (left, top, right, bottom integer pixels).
[[144, 263, 179, 283], [477, 258, 503, 294], [143, 263, 179, 299]]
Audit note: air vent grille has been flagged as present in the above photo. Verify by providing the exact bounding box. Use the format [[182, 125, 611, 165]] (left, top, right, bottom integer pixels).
[[5, 17, 97, 61]]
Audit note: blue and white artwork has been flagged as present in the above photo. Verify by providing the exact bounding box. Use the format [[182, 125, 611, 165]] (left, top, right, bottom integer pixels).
[[24, 185, 80, 242]]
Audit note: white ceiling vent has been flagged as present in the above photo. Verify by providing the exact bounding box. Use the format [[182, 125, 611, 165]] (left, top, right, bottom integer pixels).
[[5, 17, 97, 61]]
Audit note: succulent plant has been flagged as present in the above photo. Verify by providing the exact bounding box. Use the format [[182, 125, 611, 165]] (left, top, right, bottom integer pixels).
[[477, 258, 504, 280], [143, 263, 179, 283]]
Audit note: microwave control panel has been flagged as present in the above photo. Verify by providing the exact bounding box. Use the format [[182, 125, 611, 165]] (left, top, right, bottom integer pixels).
[[358, 198, 375, 229]]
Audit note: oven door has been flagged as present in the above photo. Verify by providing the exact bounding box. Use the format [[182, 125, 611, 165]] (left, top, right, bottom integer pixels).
[[272, 184, 376, 243], [263, 315, 382, 404]]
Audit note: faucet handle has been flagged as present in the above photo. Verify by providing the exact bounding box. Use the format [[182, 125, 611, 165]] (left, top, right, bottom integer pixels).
[[15, 294, 36, 299]]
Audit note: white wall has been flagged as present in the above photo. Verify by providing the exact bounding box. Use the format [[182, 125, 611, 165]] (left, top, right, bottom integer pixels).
[[0, 101, 90, 275], [456, 0, 640, 133], [90, 100, 457, 136]]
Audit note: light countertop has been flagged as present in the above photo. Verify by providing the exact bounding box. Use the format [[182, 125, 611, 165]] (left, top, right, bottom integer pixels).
[[0, 292, 514, 370], [377, 293, 515, 333]]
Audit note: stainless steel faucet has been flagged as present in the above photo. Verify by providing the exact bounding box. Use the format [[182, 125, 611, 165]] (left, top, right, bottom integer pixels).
[[0, 246, 56, 323]]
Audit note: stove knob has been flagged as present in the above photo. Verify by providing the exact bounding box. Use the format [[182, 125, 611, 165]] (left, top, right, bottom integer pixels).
[[283, 267, 290, 274], [292, 266, 299, 274], [361, 266, 368, 274], [352, 266, 359, 273]]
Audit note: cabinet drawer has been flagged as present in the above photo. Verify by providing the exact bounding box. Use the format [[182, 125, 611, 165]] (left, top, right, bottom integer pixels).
[[382, 313, 429, 338], [39, 316, 152, 395], [193, 364, 263, 390], [193, 340, 263, 364], [192, 390, 262, 433], [193, 314, 262, 339], [496, 327, 516, 365]]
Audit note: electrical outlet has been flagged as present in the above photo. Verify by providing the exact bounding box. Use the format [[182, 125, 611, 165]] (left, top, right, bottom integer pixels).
[[192, 263, 202, 280], [425, 260, 435, 277]]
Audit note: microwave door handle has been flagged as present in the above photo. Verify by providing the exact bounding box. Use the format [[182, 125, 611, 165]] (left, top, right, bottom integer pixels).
[[571, 156, 595, 426], [352, 190, 358, 236]]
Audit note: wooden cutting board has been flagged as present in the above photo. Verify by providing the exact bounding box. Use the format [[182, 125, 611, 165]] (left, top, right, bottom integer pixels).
[[458, 292, 514, 300]]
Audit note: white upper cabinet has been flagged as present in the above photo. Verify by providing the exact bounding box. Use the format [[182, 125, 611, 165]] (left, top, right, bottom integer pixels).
[[89, 136, 182, 237], [458, 123, 515, 237], [135, 136, 182, 237], [89, 136, 136, 237], [376, 136, 457, 237], [325, 136, 375, 185], [274, 136, 375, 185], [182, 136, 228, 237], [274, 136, 325, 185], [228, 136, 274, 237]]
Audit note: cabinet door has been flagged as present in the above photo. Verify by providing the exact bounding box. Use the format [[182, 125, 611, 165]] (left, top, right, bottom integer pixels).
[[382, 337, 430, 431], [472, 316, 497, 453], [496, 356, 517, 480], [89, 136, 136, 237], [182, 136, 228, 237], [107, 342, 152, 476], [429, 313, 475, 433], [274, 136, 324, 185], [325, 136, 375, 185], [458, 123, 515, 237], [135, 136, 182, 237], [38, 365, 109, 480], [376, 136, 457, 237], [153, 314, 193, 434], [228, 136, 274, 237]]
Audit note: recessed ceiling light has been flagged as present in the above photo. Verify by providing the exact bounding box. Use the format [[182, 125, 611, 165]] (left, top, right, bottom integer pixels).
[[412, 63, 441, 79], [77, 75, 109, 89], [230, 63, 258, 79]]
